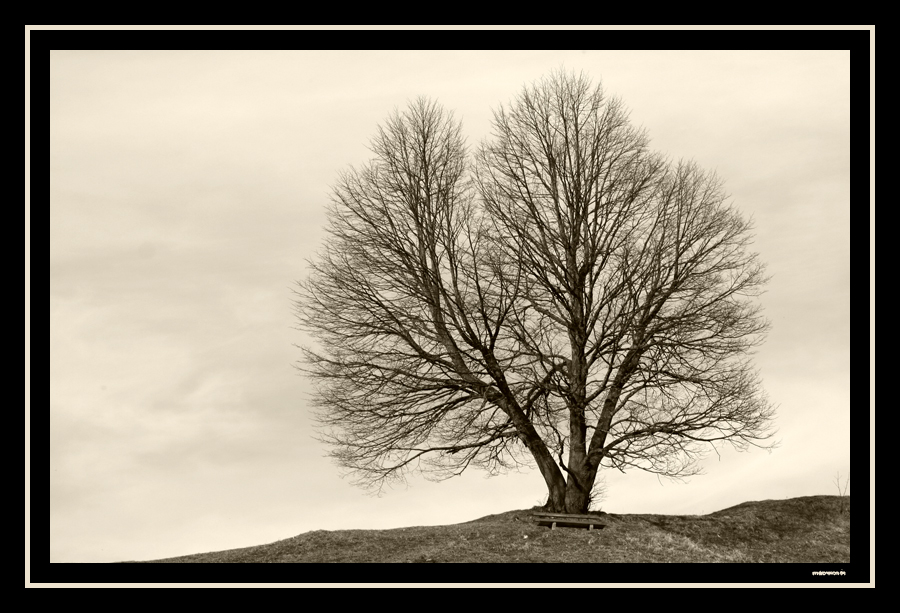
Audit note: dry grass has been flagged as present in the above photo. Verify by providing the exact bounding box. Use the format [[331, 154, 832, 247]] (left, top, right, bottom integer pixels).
[[124, 495, 849, 564]]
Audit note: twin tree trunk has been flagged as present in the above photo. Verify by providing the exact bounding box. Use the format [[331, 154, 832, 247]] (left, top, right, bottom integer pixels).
[[531, 440, 599, 515], [538, 291, 604, 514], [519, 395, 606, 515]]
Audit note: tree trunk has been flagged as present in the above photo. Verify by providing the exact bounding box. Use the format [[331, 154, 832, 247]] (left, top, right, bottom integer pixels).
[[564, 463, 598, 514], [534, 450, 567, 512], [538, 460, 600, 514], [564, 482, 591, 514], [513, 415, 568, 512]]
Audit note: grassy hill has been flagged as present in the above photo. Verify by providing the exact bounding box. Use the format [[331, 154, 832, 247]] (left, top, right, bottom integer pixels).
[[124, 495, 849, 563]]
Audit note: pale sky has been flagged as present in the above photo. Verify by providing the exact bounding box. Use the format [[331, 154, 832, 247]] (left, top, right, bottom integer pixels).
[[48, 49, 851, 563]]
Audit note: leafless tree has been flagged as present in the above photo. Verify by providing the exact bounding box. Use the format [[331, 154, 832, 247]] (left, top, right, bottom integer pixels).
[[833, 471, 850, 514], [294, 72, 775, 514]]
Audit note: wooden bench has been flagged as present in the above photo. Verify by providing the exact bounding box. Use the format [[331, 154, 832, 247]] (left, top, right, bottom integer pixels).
[[532, 512, 606, 530]]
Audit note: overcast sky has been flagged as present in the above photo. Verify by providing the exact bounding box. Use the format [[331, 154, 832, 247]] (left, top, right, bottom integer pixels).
[[48, 49, 851, 563]]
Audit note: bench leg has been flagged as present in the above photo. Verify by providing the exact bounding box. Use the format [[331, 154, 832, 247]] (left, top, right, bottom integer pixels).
[[551, 522, 556, 530], [589, 524, 593, 531]]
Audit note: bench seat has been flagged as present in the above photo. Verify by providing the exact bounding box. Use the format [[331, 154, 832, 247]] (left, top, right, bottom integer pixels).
[[532, 512, 606, 530]]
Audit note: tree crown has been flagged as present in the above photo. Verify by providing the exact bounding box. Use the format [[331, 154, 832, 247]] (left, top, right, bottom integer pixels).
[[294, 72, 774, 510]]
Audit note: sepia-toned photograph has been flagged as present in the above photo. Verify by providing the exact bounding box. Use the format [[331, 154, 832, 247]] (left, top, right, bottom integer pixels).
[[43, 39, 865, 585]]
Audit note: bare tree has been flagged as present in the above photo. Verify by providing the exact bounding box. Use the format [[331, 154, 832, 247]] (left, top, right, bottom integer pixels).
[[833, 471, 850, 514], [294, 73, 775, 514]]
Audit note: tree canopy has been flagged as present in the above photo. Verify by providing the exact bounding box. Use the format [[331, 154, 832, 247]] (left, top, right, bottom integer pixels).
[[294, 71, 775, 514]]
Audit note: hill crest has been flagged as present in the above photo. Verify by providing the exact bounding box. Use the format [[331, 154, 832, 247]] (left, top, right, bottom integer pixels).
[[123, 495, 850, 564]]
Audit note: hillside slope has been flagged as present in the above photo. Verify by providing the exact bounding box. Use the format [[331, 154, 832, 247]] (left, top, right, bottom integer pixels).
[[124, 495, 850, 563]]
